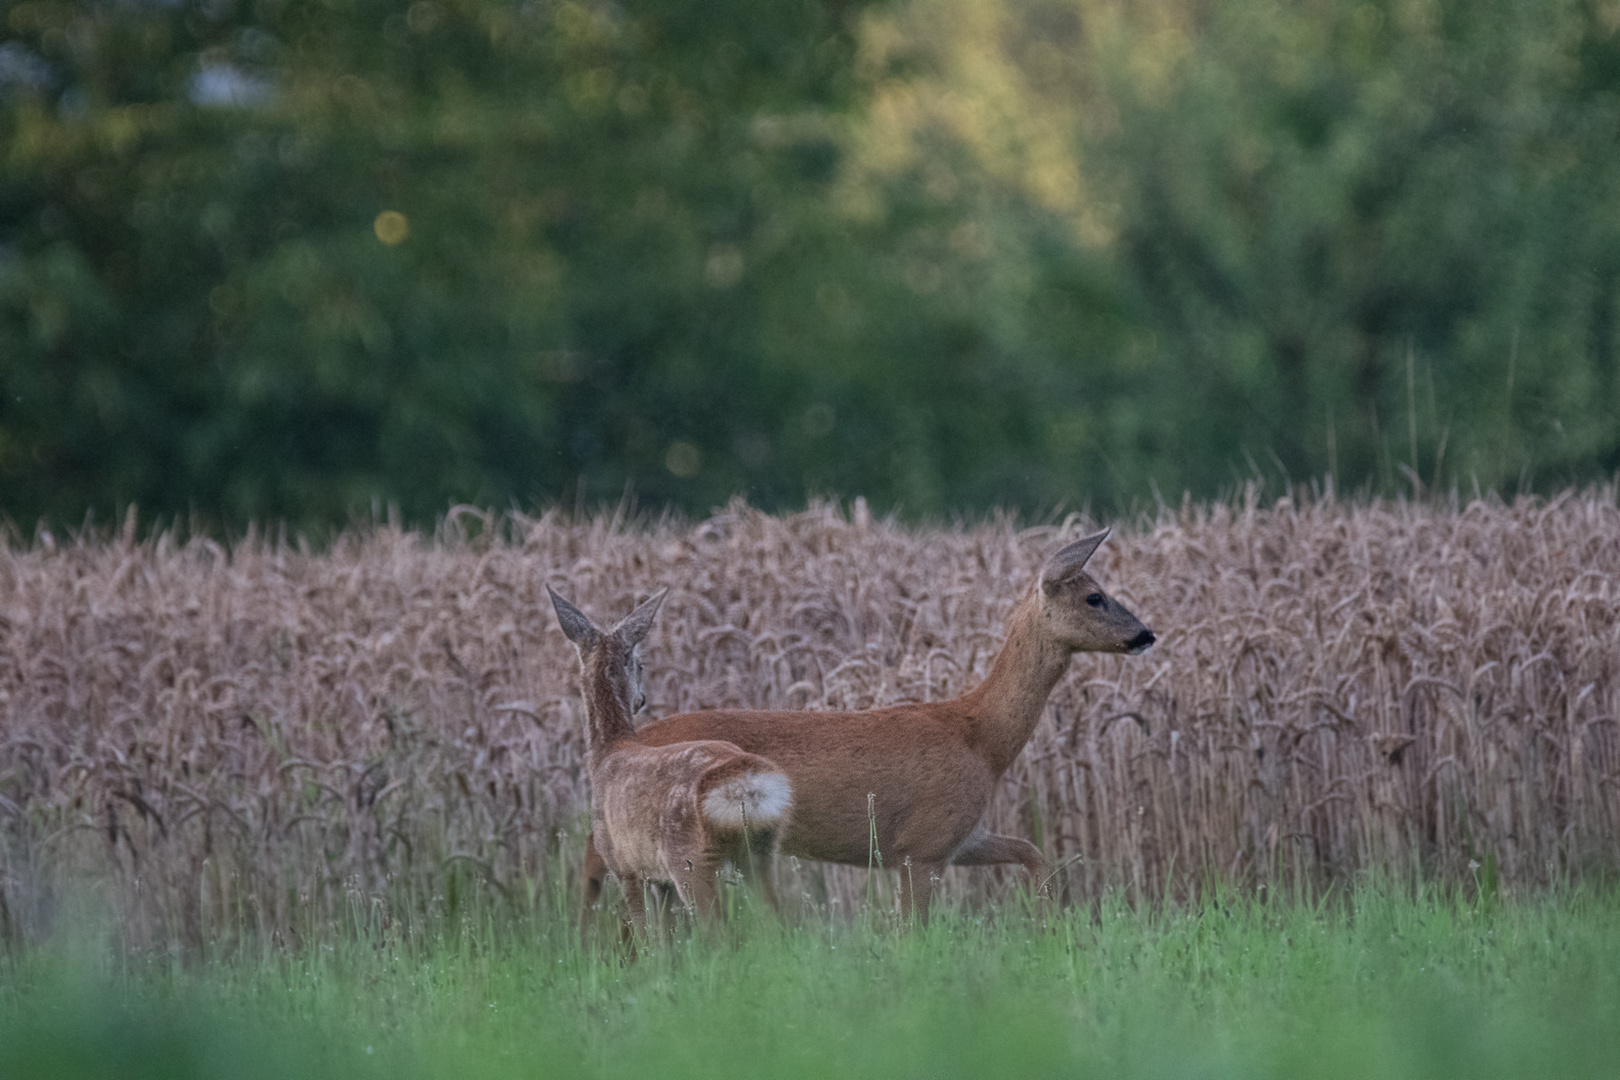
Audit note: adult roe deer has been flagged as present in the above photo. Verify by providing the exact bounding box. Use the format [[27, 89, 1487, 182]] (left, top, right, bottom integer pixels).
[[578, 529, 1154, 922], [549, 586, 793, 930]]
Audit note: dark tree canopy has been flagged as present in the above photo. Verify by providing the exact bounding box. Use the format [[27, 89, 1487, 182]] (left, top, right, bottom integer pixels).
[[3, 0, 1619, 529]]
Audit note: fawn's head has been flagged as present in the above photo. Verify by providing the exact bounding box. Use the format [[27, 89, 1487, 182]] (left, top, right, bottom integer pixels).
[[1036, 529, 1155, 655], [547, 586, 668, 714]]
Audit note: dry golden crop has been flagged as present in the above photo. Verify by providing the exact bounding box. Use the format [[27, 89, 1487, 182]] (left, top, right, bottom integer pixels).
[[2, 489, 1616, 946]]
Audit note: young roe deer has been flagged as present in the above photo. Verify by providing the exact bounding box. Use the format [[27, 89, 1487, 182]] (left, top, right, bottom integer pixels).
[[549, 586, 793, 929], [579, 529, 1154, 922]]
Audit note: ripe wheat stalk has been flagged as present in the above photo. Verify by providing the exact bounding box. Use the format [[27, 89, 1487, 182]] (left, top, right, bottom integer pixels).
[[1, 489, 1616, 946]]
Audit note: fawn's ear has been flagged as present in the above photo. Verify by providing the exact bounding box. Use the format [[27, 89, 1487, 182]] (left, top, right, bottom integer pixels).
[[1040, 528, 1111, 593], [613, 587, 668, 647], [547, 585, 599, 648]]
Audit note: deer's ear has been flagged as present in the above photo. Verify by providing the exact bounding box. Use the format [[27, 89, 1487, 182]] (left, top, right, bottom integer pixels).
[[1040, 528, 1111, 593], [547, 585, 599, 648], [614, 587, 668, 646]]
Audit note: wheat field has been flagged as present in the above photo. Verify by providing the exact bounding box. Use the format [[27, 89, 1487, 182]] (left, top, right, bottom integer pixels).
[[2, 489, 1617, 946]]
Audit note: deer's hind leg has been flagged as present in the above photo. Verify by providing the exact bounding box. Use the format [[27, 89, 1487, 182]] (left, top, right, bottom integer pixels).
[[951, 829, 1049, 884], [619, 875, 684, 949], [718, 825, 781, 913], [619, 872, 648, 939], [689, 864, 722, 921], [950, 827, 1054, 908]]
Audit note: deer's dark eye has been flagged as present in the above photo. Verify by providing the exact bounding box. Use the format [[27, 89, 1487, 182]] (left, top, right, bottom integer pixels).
[[1086, 593, 1106, 608]]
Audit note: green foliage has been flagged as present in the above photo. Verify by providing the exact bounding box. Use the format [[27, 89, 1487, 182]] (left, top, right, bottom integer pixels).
[[5, 888, 1620, 1079], [1, 0, 888, 525], [3, 0, 1619, 527], [1076, 0, 1620, 494]]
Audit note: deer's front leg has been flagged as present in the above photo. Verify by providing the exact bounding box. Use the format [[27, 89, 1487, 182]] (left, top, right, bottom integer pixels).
[[580, 833, 610, 940]]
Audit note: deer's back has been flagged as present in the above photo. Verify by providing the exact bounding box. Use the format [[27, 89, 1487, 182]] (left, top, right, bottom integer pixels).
[[631, 706, 995, 866]]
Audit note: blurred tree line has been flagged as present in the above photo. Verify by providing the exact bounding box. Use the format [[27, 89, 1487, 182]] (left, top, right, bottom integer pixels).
[[2, 0, 1618, 529]]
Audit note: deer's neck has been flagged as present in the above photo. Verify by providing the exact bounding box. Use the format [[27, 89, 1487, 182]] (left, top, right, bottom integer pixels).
[[579, 652, 637, 766], [961, 589, 1072, 776]]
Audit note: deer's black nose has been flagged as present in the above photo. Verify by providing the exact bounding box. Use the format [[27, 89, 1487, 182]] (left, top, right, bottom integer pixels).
[[1126, 629, 1156, 654]]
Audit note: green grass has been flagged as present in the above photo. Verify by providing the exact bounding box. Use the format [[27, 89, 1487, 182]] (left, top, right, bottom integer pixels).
[[4, 885, 1620, 1079]]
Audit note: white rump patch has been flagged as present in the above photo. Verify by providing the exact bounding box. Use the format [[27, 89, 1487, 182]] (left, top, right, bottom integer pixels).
[[702, 772, 792, 830]]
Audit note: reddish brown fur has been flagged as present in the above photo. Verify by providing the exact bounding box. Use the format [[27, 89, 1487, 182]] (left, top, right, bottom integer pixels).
[[552, 587, 791, 929], [580, 530, 1154, 921]]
